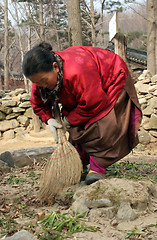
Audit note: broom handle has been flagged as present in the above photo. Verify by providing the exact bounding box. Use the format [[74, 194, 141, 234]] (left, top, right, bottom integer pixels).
[[55, 104, 67, 144]]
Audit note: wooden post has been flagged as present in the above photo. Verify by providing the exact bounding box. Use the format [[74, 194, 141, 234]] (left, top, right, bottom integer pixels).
[[109, 12, 127, 63], [114, 33, 128, 62]]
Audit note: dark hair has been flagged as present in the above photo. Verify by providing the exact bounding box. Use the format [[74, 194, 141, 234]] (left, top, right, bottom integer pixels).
[[22, 42, 56, 77]]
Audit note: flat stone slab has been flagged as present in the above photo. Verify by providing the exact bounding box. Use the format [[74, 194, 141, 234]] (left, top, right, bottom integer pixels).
[[3, 230, 38, 240], [123, 154, 157, 164], [9, 146, 56, 167]]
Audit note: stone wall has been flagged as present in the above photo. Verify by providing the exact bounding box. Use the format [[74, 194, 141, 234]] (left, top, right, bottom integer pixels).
[[0, 88, 36, 140], [0, 71, 157, 144], [135, 71, 157, 144]]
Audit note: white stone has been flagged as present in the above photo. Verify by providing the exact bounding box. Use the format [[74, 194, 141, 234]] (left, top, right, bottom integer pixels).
[[13, 88, 26, 96], [12, 107, 25, 113], [19, 101, 31, 108], [17, 115, 30, 127], [139, 98, 147, 105], [135, 82, 149, 94], [150, 114, 157, 129], [142, 105, 153, 116], [149, 130, 157, 138], [3, 130, 15, 140], [20, 93, 31, 101], [151, 74, 157, 83], [138, 129, 151, 144], [117, 202, 137, 221], [0, 119, 19, 131], [2, 100, 17, 107], [0, 111, 5, 120], [153, 90, 157, 96], [148, 85, 157, 92]]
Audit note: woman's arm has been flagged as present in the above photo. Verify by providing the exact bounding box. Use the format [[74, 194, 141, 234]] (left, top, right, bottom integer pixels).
[[30, 83, 53, 123]]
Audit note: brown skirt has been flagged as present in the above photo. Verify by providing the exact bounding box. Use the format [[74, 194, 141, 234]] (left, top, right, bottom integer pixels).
[[69, 73, 142, 168]]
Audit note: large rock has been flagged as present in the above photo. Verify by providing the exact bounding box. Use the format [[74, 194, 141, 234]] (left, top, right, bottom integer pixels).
[[17, 115, 30, 127], [0, 160, 11, 173], [138, 129, 151, 144], [0, 151, 14, 167], [0, 119, 19, 131], [20, 93, 31, 101], [70, 178, 156, 219], [12, 107, 25, 113], [151, 74, 157, 83], [24, 107, 33, 118], [117, 202, 137, 221], [3, 230, 38, 240], [0, 105, 12, 114], [13, 88, 26, 96], [135, 82, 149, 94], [138, 70, 152, 82], [2, 100, 17, 107], [142, 105, 153, 116], [6, 113, 20, 120], [150, 114, 157, 129], [19, 101, 31, 108], [0, 111, 6, 120], [9, 146, 56, 167], [3, 130, 15, 140]]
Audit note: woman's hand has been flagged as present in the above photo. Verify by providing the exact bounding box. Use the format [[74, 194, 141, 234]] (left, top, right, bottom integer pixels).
[[47, 118, 62, 143], [62, 116, 71, 130]]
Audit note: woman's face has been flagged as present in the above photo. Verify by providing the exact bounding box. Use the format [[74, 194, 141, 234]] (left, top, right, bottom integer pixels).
[[29, 62, 59, 89]]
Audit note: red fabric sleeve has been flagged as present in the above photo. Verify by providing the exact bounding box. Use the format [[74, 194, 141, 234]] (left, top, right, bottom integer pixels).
[[30, 83, 53, 123]]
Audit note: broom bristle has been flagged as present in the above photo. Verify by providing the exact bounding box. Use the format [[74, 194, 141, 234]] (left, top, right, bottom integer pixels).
[[38, 127, 83, 202]]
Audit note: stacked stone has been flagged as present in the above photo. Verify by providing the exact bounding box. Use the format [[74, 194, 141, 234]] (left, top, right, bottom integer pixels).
[[0, 71, 157, 144], [135, 70, 157, 144], [0, 88, 34, 140]]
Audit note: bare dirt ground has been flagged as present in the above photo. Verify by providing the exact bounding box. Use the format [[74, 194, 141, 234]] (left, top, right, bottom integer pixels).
[[0, 131, 157, 240]]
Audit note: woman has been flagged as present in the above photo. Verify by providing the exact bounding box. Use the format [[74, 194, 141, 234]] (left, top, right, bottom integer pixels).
[[22, 42, 142, 185]]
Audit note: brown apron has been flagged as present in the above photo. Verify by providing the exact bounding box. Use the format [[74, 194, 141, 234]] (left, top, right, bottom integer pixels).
[[69, 73, 142, 168]]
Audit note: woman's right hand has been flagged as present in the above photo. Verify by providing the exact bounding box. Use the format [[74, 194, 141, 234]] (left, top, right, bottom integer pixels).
[[47, 118, 62, 143]]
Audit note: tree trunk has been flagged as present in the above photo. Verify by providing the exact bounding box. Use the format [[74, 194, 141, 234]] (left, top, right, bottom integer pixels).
[[51, 1, 61, 51], [147, 0, 156, 75], [100, 0, 105, 48], [4, 0, 9, 90], [90, 0, 96, 46], [27, 24, 32, 93], [67, 0, 82, 46], [13, 0, 29, 92], [39, 0, 45, 41], [0, 68, 2, 90], [155, 0, 157, 73]]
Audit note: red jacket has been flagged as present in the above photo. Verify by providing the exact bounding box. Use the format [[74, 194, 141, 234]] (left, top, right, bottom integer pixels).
[[30, 46, 128, 128]]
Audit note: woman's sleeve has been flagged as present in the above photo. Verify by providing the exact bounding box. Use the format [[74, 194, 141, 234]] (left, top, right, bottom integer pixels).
[[30, 83, 53, 123]]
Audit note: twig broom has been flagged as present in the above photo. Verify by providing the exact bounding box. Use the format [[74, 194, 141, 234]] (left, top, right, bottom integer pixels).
[[38, 111, 83, 202]]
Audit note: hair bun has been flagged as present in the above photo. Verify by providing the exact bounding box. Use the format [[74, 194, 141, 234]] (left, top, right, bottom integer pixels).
[[38, 42, 52, 51]]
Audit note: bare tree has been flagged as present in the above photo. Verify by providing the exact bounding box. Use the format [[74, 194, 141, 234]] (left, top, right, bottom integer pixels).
[[100, 0, 105, 47], [67, 0, 82, 46], [39, 0, 45, 41], [4, 0, 9, 90], [147, 0, 157, 75], [90, 0, 96, 46]]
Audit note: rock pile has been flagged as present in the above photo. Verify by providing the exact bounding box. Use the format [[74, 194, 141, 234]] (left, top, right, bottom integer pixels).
[[135, 70, 157, 144], [0, 88, 35, 140]]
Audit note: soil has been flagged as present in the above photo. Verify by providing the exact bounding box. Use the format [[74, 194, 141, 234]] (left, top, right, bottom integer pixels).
[[0, 131, 157, 240]]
